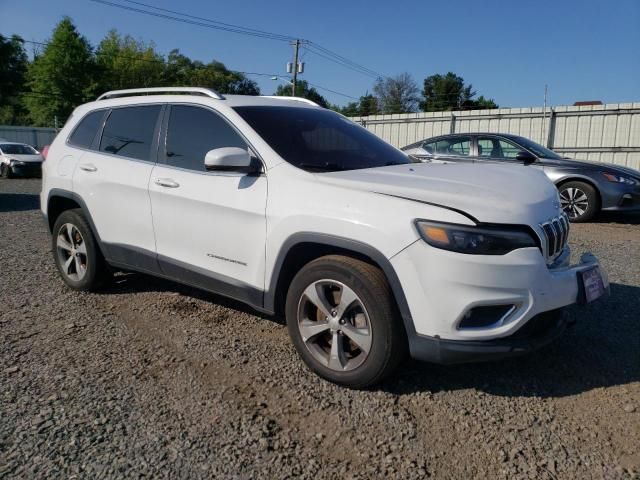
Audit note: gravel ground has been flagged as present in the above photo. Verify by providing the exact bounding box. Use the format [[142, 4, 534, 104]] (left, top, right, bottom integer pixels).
[[1, 177, 639, 479]]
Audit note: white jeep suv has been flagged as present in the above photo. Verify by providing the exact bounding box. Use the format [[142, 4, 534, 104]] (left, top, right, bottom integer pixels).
[[41, 87, 608, 388]]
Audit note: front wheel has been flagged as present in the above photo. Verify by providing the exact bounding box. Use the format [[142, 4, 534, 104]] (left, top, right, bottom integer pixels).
[[285, 255, 407, 389], [558, 181, 599, 222]]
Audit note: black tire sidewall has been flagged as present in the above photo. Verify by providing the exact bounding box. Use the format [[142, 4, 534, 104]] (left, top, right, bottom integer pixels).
[[559, 181, 598, 222], [52, 209, 104, 291], [285, 258, 400, 388]]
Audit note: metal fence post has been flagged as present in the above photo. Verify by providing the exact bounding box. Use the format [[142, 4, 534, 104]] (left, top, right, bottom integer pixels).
[[546, 108, 556, 149], [450, 113, 456, 134]]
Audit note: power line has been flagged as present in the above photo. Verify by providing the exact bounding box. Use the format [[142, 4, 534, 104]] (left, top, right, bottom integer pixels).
[[88, 0, 386, 80], [305, 81, 359, 100], [307, 42, 383, 79], [120, 0, 296, 42]]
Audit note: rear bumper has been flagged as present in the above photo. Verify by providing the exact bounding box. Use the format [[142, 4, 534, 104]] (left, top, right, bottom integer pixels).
[[409, 308, 570, 364]]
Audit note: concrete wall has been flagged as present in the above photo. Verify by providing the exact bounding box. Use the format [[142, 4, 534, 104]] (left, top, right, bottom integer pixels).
[[351, 103, 640, 170]]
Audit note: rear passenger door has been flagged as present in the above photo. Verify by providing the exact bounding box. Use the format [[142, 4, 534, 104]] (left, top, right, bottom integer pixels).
[[72, 104, 162, 272], [148, 104, 267, 303]]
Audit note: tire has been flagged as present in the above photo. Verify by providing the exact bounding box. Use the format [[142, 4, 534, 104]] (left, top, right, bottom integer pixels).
[[0, 163, 5, 177], [285, 255, 407, 389], [558, 181, 599, 222], [52, 209, 110, 291]]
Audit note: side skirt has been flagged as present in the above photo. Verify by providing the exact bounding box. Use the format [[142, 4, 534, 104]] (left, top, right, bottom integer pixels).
[[104, 243, 269, 315]]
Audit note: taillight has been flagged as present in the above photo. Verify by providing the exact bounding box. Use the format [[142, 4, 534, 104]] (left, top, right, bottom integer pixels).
[[41, 145, 50, 160]]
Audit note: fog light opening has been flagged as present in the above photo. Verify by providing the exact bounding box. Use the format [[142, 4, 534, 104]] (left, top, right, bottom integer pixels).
[[458, 304, 518, 329]]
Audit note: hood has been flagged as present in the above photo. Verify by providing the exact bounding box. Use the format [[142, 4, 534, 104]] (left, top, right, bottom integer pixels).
[[5, 154, 43, 163], [541, 156, 640, 178], [319, 163, 562, 225]]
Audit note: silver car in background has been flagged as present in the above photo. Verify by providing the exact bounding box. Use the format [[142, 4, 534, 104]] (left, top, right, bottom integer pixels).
[[402, 133, 640, 222], [0, 142, 44, 178]]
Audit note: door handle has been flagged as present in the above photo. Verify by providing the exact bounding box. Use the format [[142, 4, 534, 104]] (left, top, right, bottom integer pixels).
[[154, 178, 180, 188], [79, 163, 97, 172]]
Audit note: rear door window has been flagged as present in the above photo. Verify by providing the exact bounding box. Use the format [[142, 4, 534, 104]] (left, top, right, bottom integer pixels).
[[164, 105, 247, 172], [68, 110, 106, 149], [423, 137, 471, 156], [99, 105, 162, 161]]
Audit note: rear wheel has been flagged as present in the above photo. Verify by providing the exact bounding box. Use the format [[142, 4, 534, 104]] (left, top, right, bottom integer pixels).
[[52, 209, 110, 291], [558, 181, 598, 222], [285, 255, 407, 389]]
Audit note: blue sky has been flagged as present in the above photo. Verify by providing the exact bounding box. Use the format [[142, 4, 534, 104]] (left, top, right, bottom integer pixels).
[[2, 0, 639, 107]]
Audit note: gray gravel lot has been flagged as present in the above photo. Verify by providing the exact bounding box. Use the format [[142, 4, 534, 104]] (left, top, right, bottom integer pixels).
[[1, 178, 639, 479]]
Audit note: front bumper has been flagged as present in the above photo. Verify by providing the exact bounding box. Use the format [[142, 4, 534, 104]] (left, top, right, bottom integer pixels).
[[390, 240, 608, 363], [409, 308, 570, 364], [600, 182, 640, 212], [10, 162, 42, 177]]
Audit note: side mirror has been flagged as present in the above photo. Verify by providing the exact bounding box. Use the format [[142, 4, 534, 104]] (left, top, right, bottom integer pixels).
[[516, 151, 537, 164], [204, 147, 260, 173]]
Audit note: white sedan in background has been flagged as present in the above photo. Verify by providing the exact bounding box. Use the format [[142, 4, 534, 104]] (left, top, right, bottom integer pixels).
[[0, 142, 44, 178]]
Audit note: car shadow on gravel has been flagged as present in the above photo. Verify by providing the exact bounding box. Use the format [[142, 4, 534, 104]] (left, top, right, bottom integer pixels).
[[103, 272, 283, 324], [0, 192, 40, 212], [386, 282, 640, 398]]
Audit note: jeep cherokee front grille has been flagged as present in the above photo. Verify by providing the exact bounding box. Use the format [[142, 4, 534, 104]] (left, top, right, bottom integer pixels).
[[540, 214, 570, 260]]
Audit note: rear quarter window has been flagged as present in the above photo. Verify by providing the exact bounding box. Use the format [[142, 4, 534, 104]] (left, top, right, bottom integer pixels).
[[68, 110, 106, 149]]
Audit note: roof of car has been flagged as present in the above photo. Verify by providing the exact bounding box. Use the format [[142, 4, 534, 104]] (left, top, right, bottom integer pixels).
[[402, 132, 523, 149], [0, 142, 32, 146]]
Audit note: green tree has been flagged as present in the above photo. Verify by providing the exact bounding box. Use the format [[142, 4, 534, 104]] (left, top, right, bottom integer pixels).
[[274, 80, 329, 108], [420, 72, 497, 111], [0, 34, 28, 124], [24, 17, 97, 126], [96, 30, 165, 92], [373, 73, 419, 114], [336, 93, 380, 117], [164, 49, 259, 95]]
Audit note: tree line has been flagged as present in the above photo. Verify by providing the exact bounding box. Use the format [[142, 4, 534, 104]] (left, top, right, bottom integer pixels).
[[0, 17, 497, 127]]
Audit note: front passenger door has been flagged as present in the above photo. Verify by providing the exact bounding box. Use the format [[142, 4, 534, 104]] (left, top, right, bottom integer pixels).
[[148, 104, 267, 304]]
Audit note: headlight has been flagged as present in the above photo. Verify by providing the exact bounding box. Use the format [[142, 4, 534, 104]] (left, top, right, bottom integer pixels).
[[602, 172, 637, 185], [415, 220, 538, 255]]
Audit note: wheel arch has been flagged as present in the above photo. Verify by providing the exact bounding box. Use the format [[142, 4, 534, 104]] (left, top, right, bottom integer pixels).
[[265, 233, 415, 336], [47, 189, 106, 256]]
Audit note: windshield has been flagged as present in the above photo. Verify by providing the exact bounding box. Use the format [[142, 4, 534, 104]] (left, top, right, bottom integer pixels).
[[513, 136, 562, 159], [0, 144, 38, 155], [234, 106, 415, 172]]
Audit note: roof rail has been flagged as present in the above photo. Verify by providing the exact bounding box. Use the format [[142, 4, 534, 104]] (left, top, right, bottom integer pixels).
[[260, 96, 319, 107], [97, 87, 225, 101]]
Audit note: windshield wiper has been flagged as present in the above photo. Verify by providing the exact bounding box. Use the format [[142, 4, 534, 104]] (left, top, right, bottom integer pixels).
[[297, 162, 345, 172]]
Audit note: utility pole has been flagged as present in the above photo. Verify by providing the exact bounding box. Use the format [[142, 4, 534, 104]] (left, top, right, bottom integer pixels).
[[291, 39, 301, 97], [542, 84, 548, 143]]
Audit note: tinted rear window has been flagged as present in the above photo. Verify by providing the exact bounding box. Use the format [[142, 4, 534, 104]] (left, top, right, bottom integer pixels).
[[68, 110, 105, 149], [234, 106, 412, 172], [99, 105, 161, 161]]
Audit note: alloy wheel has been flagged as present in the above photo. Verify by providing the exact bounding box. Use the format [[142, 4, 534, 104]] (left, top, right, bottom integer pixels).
[[297, 280, 372, 372], [560, 187, 589, 219], [56, 223, 88, 281]]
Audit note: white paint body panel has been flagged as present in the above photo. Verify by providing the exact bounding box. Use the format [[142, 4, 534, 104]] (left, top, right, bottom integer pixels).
[[148, 165, 267, 289], [72, 151, 156, 253]]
